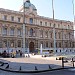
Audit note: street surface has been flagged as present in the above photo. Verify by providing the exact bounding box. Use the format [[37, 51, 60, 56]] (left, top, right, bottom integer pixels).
[[0, 69, 75, 75]]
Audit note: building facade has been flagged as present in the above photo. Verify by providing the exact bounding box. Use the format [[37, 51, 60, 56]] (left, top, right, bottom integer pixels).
[[0, 0, 74, 54]]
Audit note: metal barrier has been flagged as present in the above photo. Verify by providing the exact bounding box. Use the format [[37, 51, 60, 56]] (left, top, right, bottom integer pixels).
[[62, 57, 75, 68]]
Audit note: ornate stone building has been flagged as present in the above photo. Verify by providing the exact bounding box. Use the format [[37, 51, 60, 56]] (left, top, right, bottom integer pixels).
[[0, 0, 74, 54]]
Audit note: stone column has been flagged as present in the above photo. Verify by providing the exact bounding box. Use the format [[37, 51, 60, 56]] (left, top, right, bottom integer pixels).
[[7, 27, 10, 36]]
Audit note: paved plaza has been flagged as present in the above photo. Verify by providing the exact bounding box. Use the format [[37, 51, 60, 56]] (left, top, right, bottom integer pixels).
[[0, 55, 75, 75]]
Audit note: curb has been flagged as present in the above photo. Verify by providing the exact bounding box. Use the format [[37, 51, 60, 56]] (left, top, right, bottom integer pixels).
[[0, 66, 75, 73], [0, 61, 75, 73]]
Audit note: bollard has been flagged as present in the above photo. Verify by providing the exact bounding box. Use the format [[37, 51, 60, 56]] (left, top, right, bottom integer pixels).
[[35, 66, 38, 70], [72, 58, 74, 67], [0, 63, 4, 66], [48, 65, 52, 69], [19, 66, 21, 70], [62, 57, 64, 68], [5, 64, 9, 69]]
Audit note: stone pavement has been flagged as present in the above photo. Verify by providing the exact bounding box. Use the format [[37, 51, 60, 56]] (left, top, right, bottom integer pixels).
[[0, 55, 74, 73]]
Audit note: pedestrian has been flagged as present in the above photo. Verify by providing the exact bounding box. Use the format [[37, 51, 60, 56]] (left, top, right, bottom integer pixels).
[[20, 51, 22, 57]]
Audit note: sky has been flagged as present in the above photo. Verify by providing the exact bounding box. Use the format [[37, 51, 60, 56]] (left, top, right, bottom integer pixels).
[[0, 0, 74, 22]]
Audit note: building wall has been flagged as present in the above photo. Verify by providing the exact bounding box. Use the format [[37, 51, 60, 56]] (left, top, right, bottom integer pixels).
[[0, 6, 74, 53]]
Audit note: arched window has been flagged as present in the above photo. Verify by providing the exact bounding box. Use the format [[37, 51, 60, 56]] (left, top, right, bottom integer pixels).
[[30, 28, 33, 36]]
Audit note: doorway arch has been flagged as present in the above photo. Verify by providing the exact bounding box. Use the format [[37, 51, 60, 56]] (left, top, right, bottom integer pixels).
[[29, 42, 34, 53]]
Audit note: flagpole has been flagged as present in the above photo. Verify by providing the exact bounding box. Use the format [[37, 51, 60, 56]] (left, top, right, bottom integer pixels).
[[52, 0, 56, 54], [72, 0, 74, 17], [72, 0, 74, 52], [23, 0, 26, 53]]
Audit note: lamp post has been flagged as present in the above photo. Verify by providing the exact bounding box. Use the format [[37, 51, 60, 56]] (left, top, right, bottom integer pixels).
[[52, 0, 56, 54], [23, 0, 26, 53]]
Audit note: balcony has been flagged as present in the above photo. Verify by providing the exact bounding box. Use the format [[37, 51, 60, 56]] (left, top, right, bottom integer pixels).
[[26, 35, 38, 39]]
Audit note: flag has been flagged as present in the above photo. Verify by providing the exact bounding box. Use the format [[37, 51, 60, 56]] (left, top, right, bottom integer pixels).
[[19, 5, 23, 11]]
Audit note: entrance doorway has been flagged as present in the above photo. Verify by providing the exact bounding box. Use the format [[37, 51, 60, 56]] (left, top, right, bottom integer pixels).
[[29, 42, 34, 53]]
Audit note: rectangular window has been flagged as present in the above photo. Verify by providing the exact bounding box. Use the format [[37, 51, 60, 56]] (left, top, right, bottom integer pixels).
[[46, 42, 48, 47], [18, 18, 20, 22], [55, 33, 57, 39], [40, 30, 43, 38], [56, 42, 57, 47], [58, 24, 60, 28], [40, 21, 42, 25], [30, 18, 33, 24], [45, 31, 48, 38], [68, 25, 70, 29], [11, 16, 14, 21], [0, 41, 2, 48], [65, 42, 67, 47], [70, 42, 71, 47], [51, 43, 53, 47], [59, 42, 61, 47], [18, 40, 21, 47], [45, 22, 47, 26], [51, 33, 52, 38], [50, 23, 51, 27], [53, 24, 55, 27], [10, 28, 14, 36], [3, 40, 7, 47], [3, 27, 7, 35], [10, 40, 14, 47], [4, 15, 7, 20], [59, 33, 61, 39], [17, 29, 21, 36]]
